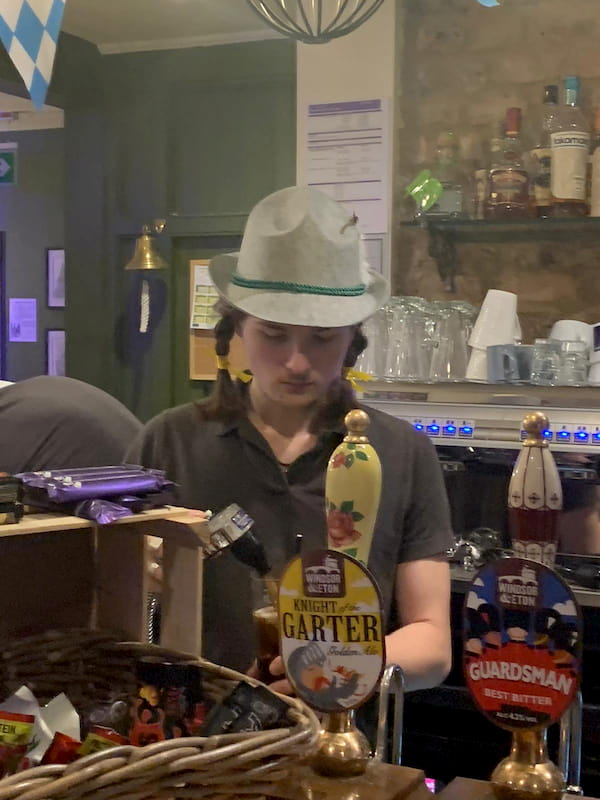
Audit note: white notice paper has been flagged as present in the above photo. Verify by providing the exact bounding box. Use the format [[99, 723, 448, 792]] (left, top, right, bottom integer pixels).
[[304, 99, 389, 235], [190, 263, 219, 330], [9, 298, 37, 342]]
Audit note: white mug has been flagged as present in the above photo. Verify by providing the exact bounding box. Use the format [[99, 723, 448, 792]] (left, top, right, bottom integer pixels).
[[589, 361, 600, 385], [549, 320, 593, 350]]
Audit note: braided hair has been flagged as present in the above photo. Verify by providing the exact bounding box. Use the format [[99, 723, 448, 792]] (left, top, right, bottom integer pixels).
[[196, 300, 247, 423], [196, 299, 368, 431]]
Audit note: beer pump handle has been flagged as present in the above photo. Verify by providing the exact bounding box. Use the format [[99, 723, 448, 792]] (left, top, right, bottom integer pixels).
[[508, 411, 563, 567], [559, 690, 583, 795], [326, 409, 382, 566], [230, 529, 270, 576], [374, 664, 406, 765], [202, 503, 271, 576]]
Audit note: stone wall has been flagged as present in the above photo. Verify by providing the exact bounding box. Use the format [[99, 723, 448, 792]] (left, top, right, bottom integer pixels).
[[393, 0, 600, 341]]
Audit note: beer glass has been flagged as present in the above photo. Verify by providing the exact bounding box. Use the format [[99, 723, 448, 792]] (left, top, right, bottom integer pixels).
[[251, 575, 280, 685], [530, 339, 562, 386]]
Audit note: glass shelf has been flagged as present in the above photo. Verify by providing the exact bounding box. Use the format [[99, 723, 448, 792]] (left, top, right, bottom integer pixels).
[[401, 216, 600, 242]]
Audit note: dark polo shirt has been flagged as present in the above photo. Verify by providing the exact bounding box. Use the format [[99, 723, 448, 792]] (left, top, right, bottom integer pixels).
[[126, 402, 453, 672]]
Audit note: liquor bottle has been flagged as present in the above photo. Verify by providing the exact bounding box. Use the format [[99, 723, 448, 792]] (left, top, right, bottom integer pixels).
[[426, 131, 466, 217], [530, 85, 558, 217], [508, 411, 562, 568], [550, 76, 590, 217], [484, 108, 531, 219], [473, 164, 487, 220], [589, 108, 600, 216], [473, 124, 501, 220]]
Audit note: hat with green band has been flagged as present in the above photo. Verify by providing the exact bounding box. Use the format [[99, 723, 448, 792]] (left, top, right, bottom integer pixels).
[[208, 185, 389, 327]]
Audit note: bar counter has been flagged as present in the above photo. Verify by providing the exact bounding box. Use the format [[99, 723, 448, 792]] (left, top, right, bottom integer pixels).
[[436, 776, 596, 800], [275, 762, 431, 800], [275, 767, 600, 800]]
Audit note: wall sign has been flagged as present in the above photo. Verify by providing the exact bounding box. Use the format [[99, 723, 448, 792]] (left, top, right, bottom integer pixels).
[[279, 549, 385, 713], [8, 298, 36, 343], [0, 148, 16, 186], [464, 558, 581, 730]]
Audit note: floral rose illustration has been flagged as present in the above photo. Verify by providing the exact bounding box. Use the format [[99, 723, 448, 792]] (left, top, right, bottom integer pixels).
[[327, 509, 361, 548], [332, 453, 346, 469]]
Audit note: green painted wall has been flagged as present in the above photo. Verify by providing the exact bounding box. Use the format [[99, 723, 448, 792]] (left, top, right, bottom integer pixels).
[[1, 129, 65, 381], [61, 37, 296, 421]]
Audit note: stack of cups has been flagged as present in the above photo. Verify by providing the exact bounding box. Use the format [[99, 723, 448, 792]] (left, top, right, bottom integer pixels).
[[466, 290, 520, 381], [549, 320, 594, 384]]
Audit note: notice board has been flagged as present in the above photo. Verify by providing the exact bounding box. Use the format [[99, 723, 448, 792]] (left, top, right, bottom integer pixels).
[[189, 259, 247, 380]]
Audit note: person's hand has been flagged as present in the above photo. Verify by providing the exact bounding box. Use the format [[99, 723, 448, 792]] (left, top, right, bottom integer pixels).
[[266, 656, 294, 695], [246, 657, 294, 695]]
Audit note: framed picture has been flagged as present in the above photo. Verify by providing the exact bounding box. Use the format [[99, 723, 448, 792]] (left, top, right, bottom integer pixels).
[[46, 247, 65, 308], [46, 329, 65, 376]]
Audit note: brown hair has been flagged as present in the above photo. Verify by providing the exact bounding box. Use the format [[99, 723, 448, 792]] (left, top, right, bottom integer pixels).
[[196, 299, 368, 431]]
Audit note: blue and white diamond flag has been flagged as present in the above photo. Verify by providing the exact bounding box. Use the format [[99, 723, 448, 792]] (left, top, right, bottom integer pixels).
[[0, 0, 66, 109]]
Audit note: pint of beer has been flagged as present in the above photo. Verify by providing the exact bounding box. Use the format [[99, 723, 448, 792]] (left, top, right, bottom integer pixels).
[[251, 576, 280, 684]]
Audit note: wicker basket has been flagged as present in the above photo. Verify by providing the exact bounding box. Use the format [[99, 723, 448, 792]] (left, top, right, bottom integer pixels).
[[0, 630, 320, 800]]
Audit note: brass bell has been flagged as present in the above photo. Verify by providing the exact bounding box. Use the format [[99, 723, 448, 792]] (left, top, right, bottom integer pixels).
[[124, 225, 168, 271]]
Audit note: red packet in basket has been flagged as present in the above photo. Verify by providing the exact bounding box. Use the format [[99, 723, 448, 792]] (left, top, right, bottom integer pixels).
[[78, 726, 129, 756], [41, 732, 81, 766]]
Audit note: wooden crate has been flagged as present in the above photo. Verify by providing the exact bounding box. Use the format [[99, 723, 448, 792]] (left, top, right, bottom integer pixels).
[[0, 507, 206, 653]]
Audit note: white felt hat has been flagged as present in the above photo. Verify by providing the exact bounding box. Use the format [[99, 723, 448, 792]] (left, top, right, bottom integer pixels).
[[209, 186, 389, 327]]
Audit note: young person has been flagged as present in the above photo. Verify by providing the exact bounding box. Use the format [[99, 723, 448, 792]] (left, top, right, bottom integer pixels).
[[127, 186, 453, 693]]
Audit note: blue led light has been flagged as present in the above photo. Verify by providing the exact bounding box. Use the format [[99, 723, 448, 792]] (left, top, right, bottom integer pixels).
[[414, 423, 424, 431], [557, 430, 571, 440], [542, 429, 552, 439], [460, 426, 473, 434], [593, 432, 600, 442], [427, 424, 440, 434], [444, 425, 456, 435], [575, 431, 589, 441]]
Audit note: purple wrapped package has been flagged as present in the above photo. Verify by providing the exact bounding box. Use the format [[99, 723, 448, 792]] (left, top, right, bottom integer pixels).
[[74, 499, 132, 525], [17, 465, 166, 486], [20, 473, 137, 489], [45, 475, 172, 503], [115, 489, 177, 512]]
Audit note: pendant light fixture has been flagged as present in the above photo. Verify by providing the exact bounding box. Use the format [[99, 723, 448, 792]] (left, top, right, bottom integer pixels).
[[246, 0, 384, 44]]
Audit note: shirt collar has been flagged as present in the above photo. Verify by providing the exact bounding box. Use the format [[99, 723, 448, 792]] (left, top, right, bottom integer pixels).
[[214, 382, 355, 438], [217, 418, 242, 437], [216, 411, 348, 438]]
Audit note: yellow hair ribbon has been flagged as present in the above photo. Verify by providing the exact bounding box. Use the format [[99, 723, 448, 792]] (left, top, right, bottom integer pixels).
[[216, 356, 252, 383], [344, 367, 375, 392]]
